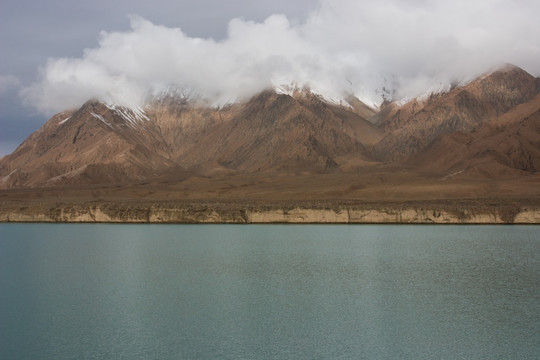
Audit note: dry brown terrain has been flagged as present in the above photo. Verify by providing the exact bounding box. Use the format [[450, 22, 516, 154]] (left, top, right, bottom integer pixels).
[[1, 167, 539, 223]]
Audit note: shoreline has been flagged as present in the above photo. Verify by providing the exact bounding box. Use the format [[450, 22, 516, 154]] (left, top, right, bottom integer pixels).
[[1, 200, 539, 224]]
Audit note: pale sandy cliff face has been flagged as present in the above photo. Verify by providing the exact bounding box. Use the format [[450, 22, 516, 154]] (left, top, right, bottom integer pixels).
[[2, 201, 538, 224]]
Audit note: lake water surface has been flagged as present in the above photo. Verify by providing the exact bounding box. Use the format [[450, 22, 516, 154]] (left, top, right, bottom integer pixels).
[[1, 224, 539, 359]]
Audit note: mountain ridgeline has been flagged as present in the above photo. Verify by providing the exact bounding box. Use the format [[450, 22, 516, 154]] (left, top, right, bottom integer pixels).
[[1, 64, 540, 196]]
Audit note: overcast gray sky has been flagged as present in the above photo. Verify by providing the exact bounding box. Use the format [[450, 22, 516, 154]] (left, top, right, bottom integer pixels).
[[1, 0, 539, 155]]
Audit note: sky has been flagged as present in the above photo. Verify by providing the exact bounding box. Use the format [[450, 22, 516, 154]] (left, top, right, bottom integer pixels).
[[1, 0, 539, 156]]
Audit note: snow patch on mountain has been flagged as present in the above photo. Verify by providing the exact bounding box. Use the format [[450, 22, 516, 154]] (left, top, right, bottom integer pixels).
[[91, 112, 112, 127], [274, 83, 353, 108], [58, 116, 71, 125], [105, 103, 150, 128]]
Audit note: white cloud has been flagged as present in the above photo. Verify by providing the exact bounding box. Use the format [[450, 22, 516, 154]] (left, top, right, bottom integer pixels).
[[22, 0, 540, 114]]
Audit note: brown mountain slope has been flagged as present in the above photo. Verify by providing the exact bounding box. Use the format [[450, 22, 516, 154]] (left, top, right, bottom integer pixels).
[[198, 91, 382, 173], [346, 95, 378, 121], [372, 65, 540, 162], [146, 90, 382, 173], [0, 101, 186, 188], [409, 95, 540, 178]]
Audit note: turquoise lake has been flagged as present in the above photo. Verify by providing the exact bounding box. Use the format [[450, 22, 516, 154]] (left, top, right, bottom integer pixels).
[[0, 224, 539, 359]]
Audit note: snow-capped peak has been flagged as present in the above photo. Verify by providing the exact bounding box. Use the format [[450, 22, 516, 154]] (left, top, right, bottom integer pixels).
[[105, 103, 150, 128], [274, 82, 381, 111]]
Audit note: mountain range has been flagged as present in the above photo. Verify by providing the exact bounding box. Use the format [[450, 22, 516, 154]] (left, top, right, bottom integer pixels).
[[1, 64, 539, 204]]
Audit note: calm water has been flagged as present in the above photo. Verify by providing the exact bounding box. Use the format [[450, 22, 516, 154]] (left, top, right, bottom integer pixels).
[[0, 224, 539, 359]]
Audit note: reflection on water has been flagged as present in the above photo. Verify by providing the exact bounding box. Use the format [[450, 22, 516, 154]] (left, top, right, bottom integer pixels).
[[1, 224, 539, 359]]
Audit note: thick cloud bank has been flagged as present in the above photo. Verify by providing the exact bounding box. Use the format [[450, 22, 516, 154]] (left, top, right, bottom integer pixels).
[[23, 0, 540, 114]]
